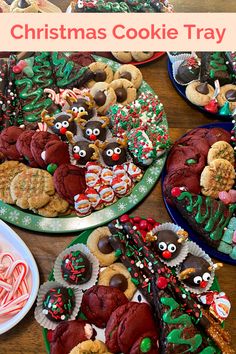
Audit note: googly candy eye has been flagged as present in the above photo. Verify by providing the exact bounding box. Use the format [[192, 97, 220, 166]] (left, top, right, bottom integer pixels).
[[193, 276, 202, 285], [106, 149, 113, 157], [114, 147, 121, 154], [168, 243, 177, 253], [73, 146, 80, 153], [158, 242, 167, 251], [55, 122, 62, 129]]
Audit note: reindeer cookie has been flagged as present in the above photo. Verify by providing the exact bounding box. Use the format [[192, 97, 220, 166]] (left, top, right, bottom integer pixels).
[[81, 116, 111, 142], [66, 92, 96, 121], [41, 111, 78, 141], [67, 133, 99, 167], [99, 137, 128, 167]]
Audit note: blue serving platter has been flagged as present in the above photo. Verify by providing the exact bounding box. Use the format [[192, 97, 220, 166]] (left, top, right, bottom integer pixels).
[[161, 121, 236, 265], [167, 59, 232, 121]]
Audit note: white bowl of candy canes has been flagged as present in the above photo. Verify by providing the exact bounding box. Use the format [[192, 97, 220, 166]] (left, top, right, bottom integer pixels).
[[0, 220, 39, 334]]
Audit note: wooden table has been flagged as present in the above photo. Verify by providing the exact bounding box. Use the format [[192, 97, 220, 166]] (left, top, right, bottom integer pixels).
[[53, 0, 236, 12], [0, 54, 235, 353]]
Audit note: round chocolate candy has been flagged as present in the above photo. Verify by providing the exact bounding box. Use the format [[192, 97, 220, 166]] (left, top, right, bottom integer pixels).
[[83, 120, 107, 142], [225, 89, 236, 102], [120, 71, 132, 81], [154, 230, 182, 261], [98, 236, 113, 254], [115, 87, 127, 102], [109, 274, 128, 292], [102, 142, 127, 167], [72, 141, 96, 166], [179, 254, 211, 289], [61, 250, 92, 285], [51, 113, 77, 140], [42, 287, 75, 322], [70, 98, 94, 120], [18, 0, 30, 8], [94, 91, 106, 106], [94, 70, 107, 82]]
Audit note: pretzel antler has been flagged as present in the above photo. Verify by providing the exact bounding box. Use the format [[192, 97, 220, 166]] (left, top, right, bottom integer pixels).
[[117, 135, 128, 148], [208, 263, 223, 272], [100, 115, 110, 128], [66, 131, 76, 145], [89, 143, 100, 161], [177, 229, 188, 244], [41, 109, 55, 127], [178, 268, 196, 280]]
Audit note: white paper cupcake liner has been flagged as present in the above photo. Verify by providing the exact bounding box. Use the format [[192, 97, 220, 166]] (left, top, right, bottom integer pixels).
[[150, 222, 189, 267], [172, 58, 200, 87], [34, 280, 82, 330], [54, 244, 100, 291], [177, 241, 215, 295], [167, 52, 193, 64]]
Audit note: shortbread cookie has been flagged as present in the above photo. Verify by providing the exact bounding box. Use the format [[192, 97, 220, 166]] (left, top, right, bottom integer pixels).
[[87, 62, 113, 88], [200, 159, 235, 198], [114, 64, 143, 89], [90, 82, 116, 114], [207, 141, 235, 166], [110, 79, 137, 105], [0, 161, 27, 204], [131, 51, 154, 62], [87, 227, 117, 266], [33, 193, 69, 217], [70, 340, 112, 354], [112, 52, 133, 63], [98, 262, 136, 300], [217, 84, 236, 111], [186, 81, 215, 106], [10, 168, 55, 209]]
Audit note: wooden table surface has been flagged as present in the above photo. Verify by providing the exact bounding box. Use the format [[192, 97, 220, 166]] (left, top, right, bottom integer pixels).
[[0, 54, 235, 353], [52, 0, 236, 12]]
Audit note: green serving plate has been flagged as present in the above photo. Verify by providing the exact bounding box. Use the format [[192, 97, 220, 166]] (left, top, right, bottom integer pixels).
[[0, 55, 168, 233], [42, 227, 221, 354]]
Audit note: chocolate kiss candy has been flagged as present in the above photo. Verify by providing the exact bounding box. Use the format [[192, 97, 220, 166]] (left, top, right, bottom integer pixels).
[[94, 91, 106, 106], [115, 87, 127, 102], [18, 0, 30, 8], [109, 274, 128, 292], [120, 71, 132, 81], [219, 101, 231, 115], [94, 70, 107, 82], [5, 0, 14, 4], [225, 89, 236, 102], [98, 237, 113, 254], [196, 82, 209, 95], [204, 99, 218, 114]]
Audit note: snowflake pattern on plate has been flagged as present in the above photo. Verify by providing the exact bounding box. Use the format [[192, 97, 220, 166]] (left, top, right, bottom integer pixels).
[[8, 210, 20, 222], [128, 194, 139, 205], [0, 207, 7, 215], [22, 216, 32, 226]]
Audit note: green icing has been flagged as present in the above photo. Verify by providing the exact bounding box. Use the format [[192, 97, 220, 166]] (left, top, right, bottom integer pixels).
[[200, 347, 216, 354], [209, 52, 228, 79], [161, 297, 202, 352], [51, 52, 87, 87], [177, 191, 236, 241]]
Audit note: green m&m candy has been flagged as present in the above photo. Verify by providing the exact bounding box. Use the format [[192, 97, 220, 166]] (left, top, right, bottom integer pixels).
[[140, 337, 152, 353]]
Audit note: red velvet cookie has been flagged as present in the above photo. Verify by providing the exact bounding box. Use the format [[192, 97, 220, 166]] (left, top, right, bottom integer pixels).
[[0, 126, 23, 160], [44, 140, 70, 167], [206, 127, 231, 146], [164, 168, 201, 203], [16, 130, 38, 167], [30, 131, 60, 168], [106, 302, 158, 354], [176, 133, 210, 156], [81, 285, 128, 328], [53, 164, 86, 205], [166, 145, 206, 175], [50, 319, 95, 354]]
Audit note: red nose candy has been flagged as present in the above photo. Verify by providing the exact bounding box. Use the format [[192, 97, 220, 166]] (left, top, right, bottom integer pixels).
[[200, 280, 208, 288], [157, 276, 168, 289], [73, 153, 80, 160], [112, 153, 120, 161], [171, 187, 182, 197], [60, 127, 67, 134], [89, 134, 97, 141], [162, 250, 172, 259]]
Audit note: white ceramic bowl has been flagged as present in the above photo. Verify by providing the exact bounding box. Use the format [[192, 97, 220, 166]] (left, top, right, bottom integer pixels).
[[0, 220, 40, 334]]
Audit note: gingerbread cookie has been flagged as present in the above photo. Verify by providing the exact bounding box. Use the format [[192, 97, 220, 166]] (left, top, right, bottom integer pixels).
[[90, 82, 116, 114], [131, 51, 154, 62], [87, 62, 113, 88], [87, 227, 117, 266], [70, 340, 112, 354], [217, 84, 236, 111], [200, 159, 235, 198], [0, 161, 27, 204], [186, 81, 215, 106], [114, 64, 143, 89], [10, 168, 55, 209], [112, 52, 133, 63], [98, 263, 136, 300], [33, 193, 69, 217], [110, 78, 137, 105], [207, 141, 235, 166]]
